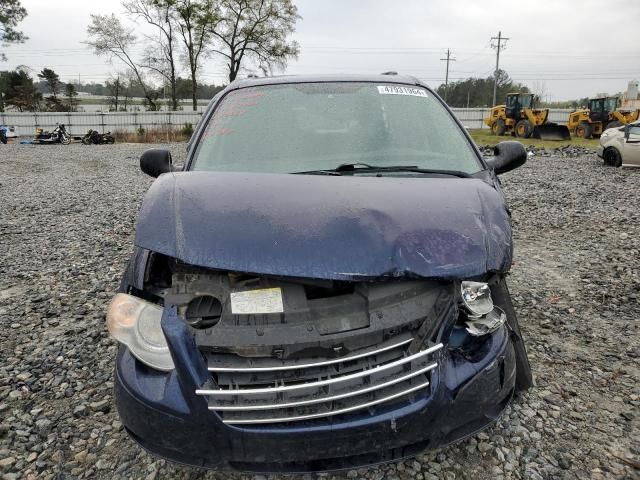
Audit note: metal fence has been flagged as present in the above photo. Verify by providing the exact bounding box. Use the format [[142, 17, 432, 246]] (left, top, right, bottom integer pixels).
[[0, 108, 575, 137], [0, 111, 204, 137]]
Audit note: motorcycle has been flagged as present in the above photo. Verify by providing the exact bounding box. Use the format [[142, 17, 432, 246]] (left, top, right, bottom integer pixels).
[[82, 129, 115, 145], [34, 124, 72, 145]]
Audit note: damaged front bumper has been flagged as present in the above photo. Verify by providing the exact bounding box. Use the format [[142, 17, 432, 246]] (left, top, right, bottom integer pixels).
[[114, 304, 516, 472]]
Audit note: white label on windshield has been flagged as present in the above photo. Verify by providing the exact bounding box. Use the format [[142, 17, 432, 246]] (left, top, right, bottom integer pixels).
[[230, 288, 284, 314], [377, 85, 428, 97]]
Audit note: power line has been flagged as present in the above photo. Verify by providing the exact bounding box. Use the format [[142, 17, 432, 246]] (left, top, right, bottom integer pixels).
[[440, 49, 456, 101], [417, 76, 636, 82], [491, 31, 509, 106]]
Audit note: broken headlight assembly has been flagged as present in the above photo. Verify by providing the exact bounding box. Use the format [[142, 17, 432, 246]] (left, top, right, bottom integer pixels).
[[459, 281, 506, 336], [106, 293, 174, 371]]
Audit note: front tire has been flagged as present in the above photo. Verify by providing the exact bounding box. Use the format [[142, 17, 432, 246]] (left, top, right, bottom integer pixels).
[[61, 135, 72, 145], [575, 122, 593, 139], [603, 147, 622, 167], [492, 278, 533, 392], [491, 119, 506, 136], [515, 120, 532, 138]]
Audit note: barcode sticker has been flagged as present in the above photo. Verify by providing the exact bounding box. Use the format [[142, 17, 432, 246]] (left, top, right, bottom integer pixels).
[[230, 288, 284, 314], [377, 85, 428, 97]]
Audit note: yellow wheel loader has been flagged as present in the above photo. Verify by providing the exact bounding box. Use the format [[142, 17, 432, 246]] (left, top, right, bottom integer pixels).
[[567, 97, 640, 139], [484, 93, 571, 141]]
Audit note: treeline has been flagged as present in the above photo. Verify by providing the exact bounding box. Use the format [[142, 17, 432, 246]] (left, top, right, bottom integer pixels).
[[99, 75, 225, 111], [541, 99, 590, 109], [0, 69, 79, 112], [66, 78, 223, 100], [436, 70, 530, 107], [0, 67, 226, 112], [436, 70, 617, 109]]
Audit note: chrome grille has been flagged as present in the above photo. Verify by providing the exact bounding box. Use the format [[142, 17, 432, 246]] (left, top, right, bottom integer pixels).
[[196, 336, 443, 425]]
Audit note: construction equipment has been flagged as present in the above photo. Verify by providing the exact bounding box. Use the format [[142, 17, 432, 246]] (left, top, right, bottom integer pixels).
[[484, 93, 570, 141], [567, 97, 640, 139]]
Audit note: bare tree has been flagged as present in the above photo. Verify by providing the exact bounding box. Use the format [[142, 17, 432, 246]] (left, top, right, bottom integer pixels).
[[531, 80, 548, 105], [172, 0, 215, 111], [209, 0, 300, 82], [85, 14, 158, 110], [106, 74, 124, 111], [123, 0, 180, 110]]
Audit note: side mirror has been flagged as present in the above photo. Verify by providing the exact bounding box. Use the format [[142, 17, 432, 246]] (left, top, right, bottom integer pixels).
[[624, 125, 630, 139], [485, 141, 527, 175], [140, 149, 173, 177]]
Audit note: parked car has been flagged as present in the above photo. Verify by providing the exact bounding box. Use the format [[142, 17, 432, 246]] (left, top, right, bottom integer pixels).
[[598, 121, 640, 167], [107, 74, 532, 472]]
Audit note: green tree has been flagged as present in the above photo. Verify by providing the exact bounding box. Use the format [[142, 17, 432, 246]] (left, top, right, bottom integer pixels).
[[0, 0, 28, 61], [64, 83, 79, 111], [37, 68, 66, 111], [209, 0, 300, 82], [196, 81, 224, 99], [2, 69, 42, 111], [37, 68, 62, 99], [175, 76, 193, 101], [437, 70, 529, 107]]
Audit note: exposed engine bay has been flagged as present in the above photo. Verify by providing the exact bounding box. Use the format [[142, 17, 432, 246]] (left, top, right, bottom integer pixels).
[[142, 254, 456, 360]]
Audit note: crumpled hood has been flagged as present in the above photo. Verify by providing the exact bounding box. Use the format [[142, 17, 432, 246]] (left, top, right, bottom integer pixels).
[[135, 172, 512, 280]]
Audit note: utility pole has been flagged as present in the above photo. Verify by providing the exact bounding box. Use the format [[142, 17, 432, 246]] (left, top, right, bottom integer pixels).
[[440, 49, 455, 102], [491, 31, 509, 107]]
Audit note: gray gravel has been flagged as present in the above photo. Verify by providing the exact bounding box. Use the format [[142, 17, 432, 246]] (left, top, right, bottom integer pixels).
[[0, 143, 638, 480], [477, 144, 596, 158]]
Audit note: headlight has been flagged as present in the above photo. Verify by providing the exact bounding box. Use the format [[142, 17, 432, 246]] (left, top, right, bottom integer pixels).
[[460, 281, 494, 316], [106, 293, 174, 371], [465, 306, 507, 336], [459, 281, 506, 336]]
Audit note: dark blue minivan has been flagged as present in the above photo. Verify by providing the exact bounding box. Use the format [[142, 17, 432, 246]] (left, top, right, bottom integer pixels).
[[107, 74, 532, 472]]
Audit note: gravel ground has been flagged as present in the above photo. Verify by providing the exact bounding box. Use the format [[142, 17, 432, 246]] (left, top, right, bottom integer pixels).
[[0, 143, 638, 480]]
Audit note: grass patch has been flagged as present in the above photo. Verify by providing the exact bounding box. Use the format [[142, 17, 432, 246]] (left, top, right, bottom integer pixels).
[[113, 127, 189, 143], [468, 129, 600, 149]]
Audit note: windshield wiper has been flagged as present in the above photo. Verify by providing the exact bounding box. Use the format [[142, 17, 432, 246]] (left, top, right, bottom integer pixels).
[[293, 162, 471, 178]]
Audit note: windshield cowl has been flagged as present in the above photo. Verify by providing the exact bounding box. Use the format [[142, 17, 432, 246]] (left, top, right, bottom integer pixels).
[[293, 163, 472, 178]]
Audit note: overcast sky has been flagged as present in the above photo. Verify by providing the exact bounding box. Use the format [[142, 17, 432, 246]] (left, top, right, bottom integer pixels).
[[2, 0, 639, 101]]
